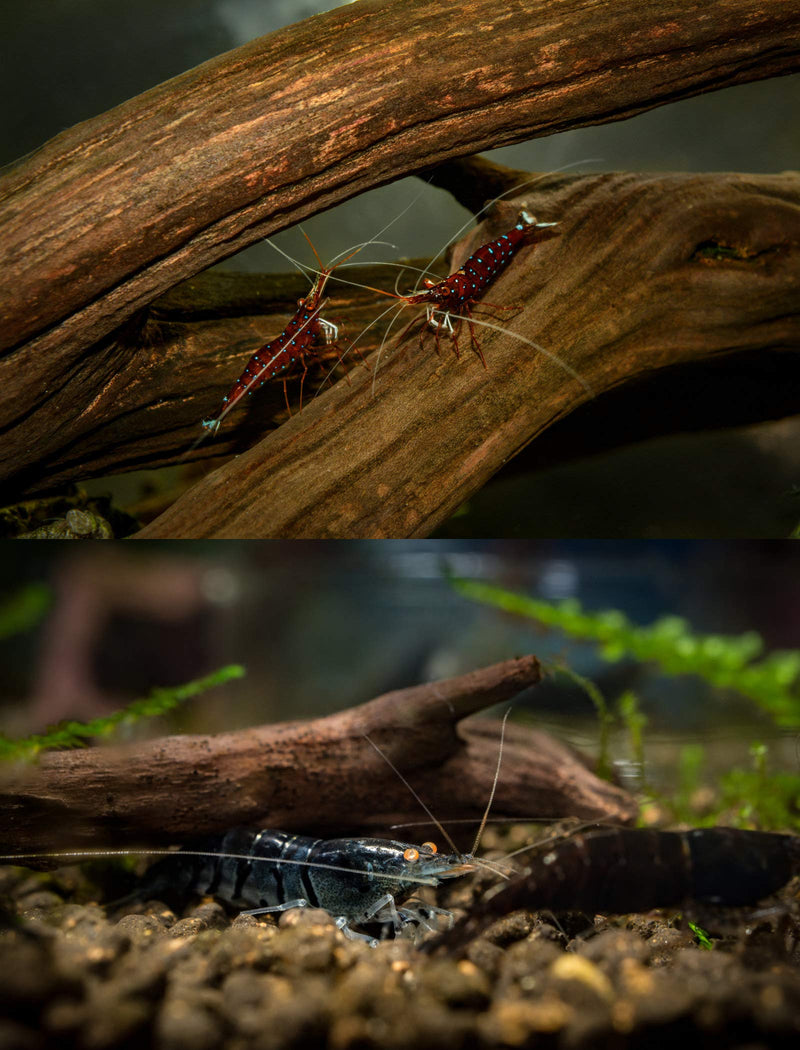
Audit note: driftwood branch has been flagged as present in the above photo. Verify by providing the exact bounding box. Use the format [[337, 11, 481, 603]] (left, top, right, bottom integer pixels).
[[0, 656, 637, 855], [134, 169, 800, 537], [1, 0, 799, 496]]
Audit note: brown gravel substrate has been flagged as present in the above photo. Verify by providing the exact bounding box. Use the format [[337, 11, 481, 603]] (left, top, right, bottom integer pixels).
[[1, 856, 799, 1050]]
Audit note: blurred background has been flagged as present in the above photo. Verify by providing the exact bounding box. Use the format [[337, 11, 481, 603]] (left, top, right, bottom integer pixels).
[[3, 2, 798, 536], [2, 540, 799, 801]]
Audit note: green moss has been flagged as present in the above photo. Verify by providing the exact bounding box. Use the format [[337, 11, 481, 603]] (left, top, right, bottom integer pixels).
[[545, 664, 614, 778], [450, 578, 800, 727], [687, 921, 714, 949], [617, 690, 648, 777], [0, 664, 246, 762], [0, 584, 52, 640], [718, 744, 800, 829]]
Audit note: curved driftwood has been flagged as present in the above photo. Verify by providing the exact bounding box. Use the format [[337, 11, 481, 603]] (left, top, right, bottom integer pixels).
[[0, 656, 637, 855], [1, 0, 799, 497], [136, 169, 800, 537]]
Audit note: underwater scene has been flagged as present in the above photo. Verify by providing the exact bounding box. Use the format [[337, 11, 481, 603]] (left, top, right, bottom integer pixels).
[[2, 0, 800, 1047], [1, 539, 799, 1049]]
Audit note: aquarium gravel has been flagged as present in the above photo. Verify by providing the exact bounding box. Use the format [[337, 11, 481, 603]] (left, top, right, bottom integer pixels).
[[2, 857, 799, 1050]]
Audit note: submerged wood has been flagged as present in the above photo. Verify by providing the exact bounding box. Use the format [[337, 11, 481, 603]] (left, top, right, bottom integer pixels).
[[0, 656, 637, 854], [1, 0, 798, 495], [136, 169, 800, 537]]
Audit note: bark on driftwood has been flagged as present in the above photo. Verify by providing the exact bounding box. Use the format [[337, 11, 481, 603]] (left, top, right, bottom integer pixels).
[[135, 168, 800, 537], [0, 656, 637, 856], [1, 0, 799, 501]]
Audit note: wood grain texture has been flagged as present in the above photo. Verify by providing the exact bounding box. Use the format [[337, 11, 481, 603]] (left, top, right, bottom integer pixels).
[[0, 656, 638, 854], [1, 0, 799, 497], [135, 170, 800, 537], [5, 261, 422, 496]]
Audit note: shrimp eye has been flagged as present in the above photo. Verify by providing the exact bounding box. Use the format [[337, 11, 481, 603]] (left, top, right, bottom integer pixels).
[[403, 847, 420, 862], [421, 842, 438, 854]]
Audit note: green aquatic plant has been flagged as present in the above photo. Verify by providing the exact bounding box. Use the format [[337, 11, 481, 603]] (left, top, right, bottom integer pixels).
[[617, 689, 648, 781], [0, 583, 52, 640], [670, 743, 709, 824], [545, 664, 614, 778], [661, 740, 800, 831], [449, 574, 800, 829], [718, 743, 800, 830], [449, 577, 800, 728], [0, 664, 245, 762], [687, 921, 714, 950], [536, 670, 647, 784]]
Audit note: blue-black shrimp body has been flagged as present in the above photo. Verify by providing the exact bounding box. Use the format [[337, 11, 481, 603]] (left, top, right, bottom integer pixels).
[[137, 827, 473, 943]]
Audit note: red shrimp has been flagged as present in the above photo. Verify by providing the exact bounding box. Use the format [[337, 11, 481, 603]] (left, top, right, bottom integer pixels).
[[259, 168, 597, 393], [201, 272, 334, 435], [321, 203, 590, 398], [201, 236, 364, 435], [349, 209, 560, 369], [398, 209, 560, 366]]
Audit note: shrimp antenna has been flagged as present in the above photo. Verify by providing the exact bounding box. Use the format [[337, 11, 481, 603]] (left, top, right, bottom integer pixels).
[[297, 228, 398, 273], [411, 157, 603, 292], [313, 299, 403, 398], [271, 175, 433, 299], [266, 233, 401, 299], [298, 226, 327, 275], [470, 707, 512, 857], [363, 735, 463, 859], [0, 848, 441, 890], [447, 311, 595, 396], [500, 821, 604, 863], [343, 172, 434, 258]]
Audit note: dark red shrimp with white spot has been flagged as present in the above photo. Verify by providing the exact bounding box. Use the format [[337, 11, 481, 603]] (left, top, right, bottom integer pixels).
[[200, 236, 356, 436], [334, 208, 558, 365], [312, 167, 599, 393], [350, 209, 591, 396], [394, 209, 560, 366]]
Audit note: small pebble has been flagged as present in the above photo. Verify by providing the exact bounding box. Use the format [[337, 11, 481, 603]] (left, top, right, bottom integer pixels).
[[548, 953, 615, 1003], [115, 914, 167, 947]]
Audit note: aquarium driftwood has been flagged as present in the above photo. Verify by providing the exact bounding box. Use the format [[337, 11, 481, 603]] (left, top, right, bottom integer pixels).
[[0, 656, 637, 854], [135, 168, 800, 537], [1, 0, 798, 499], [11, 166, 800, 508]]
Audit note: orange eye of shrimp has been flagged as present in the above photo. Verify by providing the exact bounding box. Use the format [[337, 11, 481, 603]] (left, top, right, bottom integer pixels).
[[421, 842, 438, 854], [403, 848, 420, 862]]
